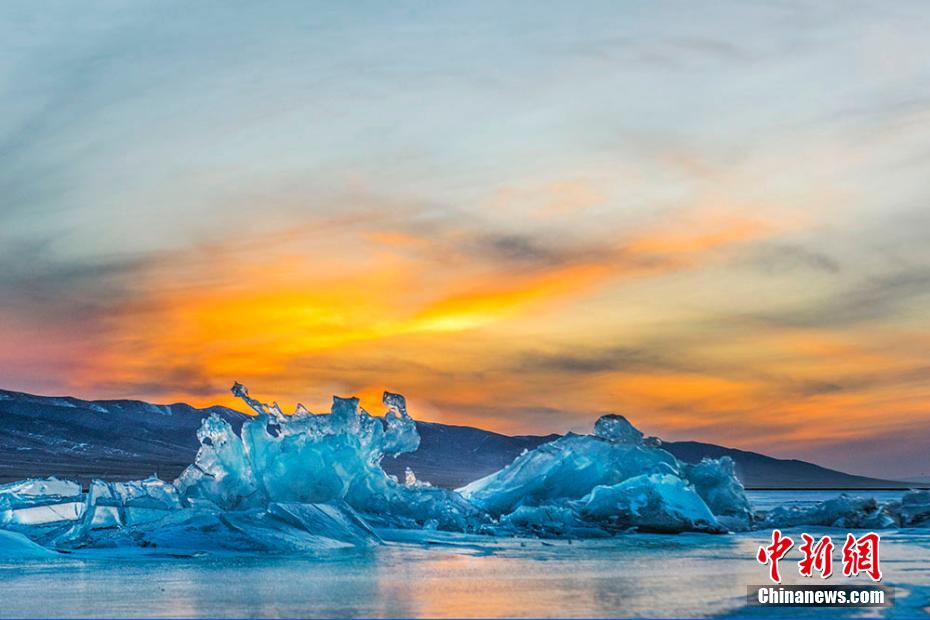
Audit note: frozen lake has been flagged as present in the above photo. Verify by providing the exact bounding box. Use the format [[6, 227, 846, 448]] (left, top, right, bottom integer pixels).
[[1, 491, 928, 619], [1, 530, 927, 617], [746, 489, 909, 512]]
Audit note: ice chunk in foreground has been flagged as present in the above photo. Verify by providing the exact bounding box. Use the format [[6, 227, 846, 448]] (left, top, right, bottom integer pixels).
[[682, 458, 752, 531], [0, 529, 56, 558], [176, 413, 258, 510], [462, 414, 750, 534], [0, 478, 81, 506], [573, 474, 724, 533], [0, 478, 84, 527], [265, 502, 380, 546], [58, 477, 182, 543], [382, 391, 420, 454], [459, 432, 679, 517], [778, 489, 930, 530], [58, 501, 380, 555], [177, 385, 477, 531], [500, 504, 605, 538]]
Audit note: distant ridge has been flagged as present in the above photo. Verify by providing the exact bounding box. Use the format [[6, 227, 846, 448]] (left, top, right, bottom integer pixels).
[[380, 423, 916, 490], [0, 388, 246, 484], [655, 441, 914, 490], [0, 388, 918, 489]]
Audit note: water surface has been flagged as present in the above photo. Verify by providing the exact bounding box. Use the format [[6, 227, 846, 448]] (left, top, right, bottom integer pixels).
[[1, 490, 927, 618]]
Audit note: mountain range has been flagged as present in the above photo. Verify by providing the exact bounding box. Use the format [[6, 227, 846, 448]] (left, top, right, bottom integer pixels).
[[0, 388, 918, 489]]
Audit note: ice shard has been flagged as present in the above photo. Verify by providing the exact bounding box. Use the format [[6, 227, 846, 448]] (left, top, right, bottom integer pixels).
[[0, 477, 84, 528], [760, 494, 897, 529], [892, 489, 930, 527], [461, 414, 751, 535], [573, 473, 724, 533], [176, 384, 478, 531]]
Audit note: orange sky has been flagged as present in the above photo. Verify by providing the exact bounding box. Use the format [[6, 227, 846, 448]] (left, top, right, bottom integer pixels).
[[1, 2, 929, 479], [4, 197, 928, 479]]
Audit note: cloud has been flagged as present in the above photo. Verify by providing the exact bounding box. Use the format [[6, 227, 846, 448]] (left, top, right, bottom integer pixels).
[[0, 204, 782, 415], [737, 242, 841, 274], [472, 233, 571, 266], [574, 31, 754, 71], [517, 346, 687, 375], [755, 268, 930, 328], [426, 400, 598, 436], [4, 1, 930, 479], [0, 237, 152, 326], [87, 362, 220, 401]]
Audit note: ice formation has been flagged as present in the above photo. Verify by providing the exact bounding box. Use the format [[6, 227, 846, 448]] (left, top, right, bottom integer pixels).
[[755, 490, 930, 530], [57, 477, 183, 544], [575, 474, 721, 532], [56, 501, 381, 554], [0, 384, 479, 555], [176, 388, 477, 531], [460, 414, 752, 535], [681, 457, 753, 531], [0, 384, 926, 558], [0, 529, 55, 558], [758, 494, 896, 530], [0, 478, 84, 528], [892, 489, 930, 527]]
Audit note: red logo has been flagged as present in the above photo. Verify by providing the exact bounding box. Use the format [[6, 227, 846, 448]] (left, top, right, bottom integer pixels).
[[842, 532, 882, 582], [798, 533, 834, 578], [757, 530, 882, 583], [756, 529, 794, 583]]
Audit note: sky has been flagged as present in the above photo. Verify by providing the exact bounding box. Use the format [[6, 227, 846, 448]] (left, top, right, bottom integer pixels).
[[1, 1, 929, 480]]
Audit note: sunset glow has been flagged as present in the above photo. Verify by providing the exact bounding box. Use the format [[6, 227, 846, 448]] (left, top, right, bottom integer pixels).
[[1, 2, 929, 480]]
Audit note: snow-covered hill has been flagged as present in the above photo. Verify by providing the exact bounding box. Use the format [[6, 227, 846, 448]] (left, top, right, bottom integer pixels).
[[0, 388, 247, 483]]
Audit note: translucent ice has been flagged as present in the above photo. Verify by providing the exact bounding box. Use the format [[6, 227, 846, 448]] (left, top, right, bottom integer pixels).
[[0, 478, 81, 506], [497, 474, 726, 536], [58, 477, 182, 543], [573, 474, 724, 533], [177, 385, 476, 531], [892, 490, 930, 527], [760, 494, 897, 530], [459, 433, 679, 517], [592, 414, 644, 444], [4, 384, 924, 556], [461, 415, 750, 534], [0, 477, 84, 527], [499, 504, 602, 538], [0, 529, 56, 558], [57, 501, 380, 555], [682, 458, 753, 531]]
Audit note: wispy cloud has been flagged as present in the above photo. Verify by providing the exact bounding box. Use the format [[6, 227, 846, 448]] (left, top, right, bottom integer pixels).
[[754, 268, 930, 328], [1, 1, 929, 478]]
